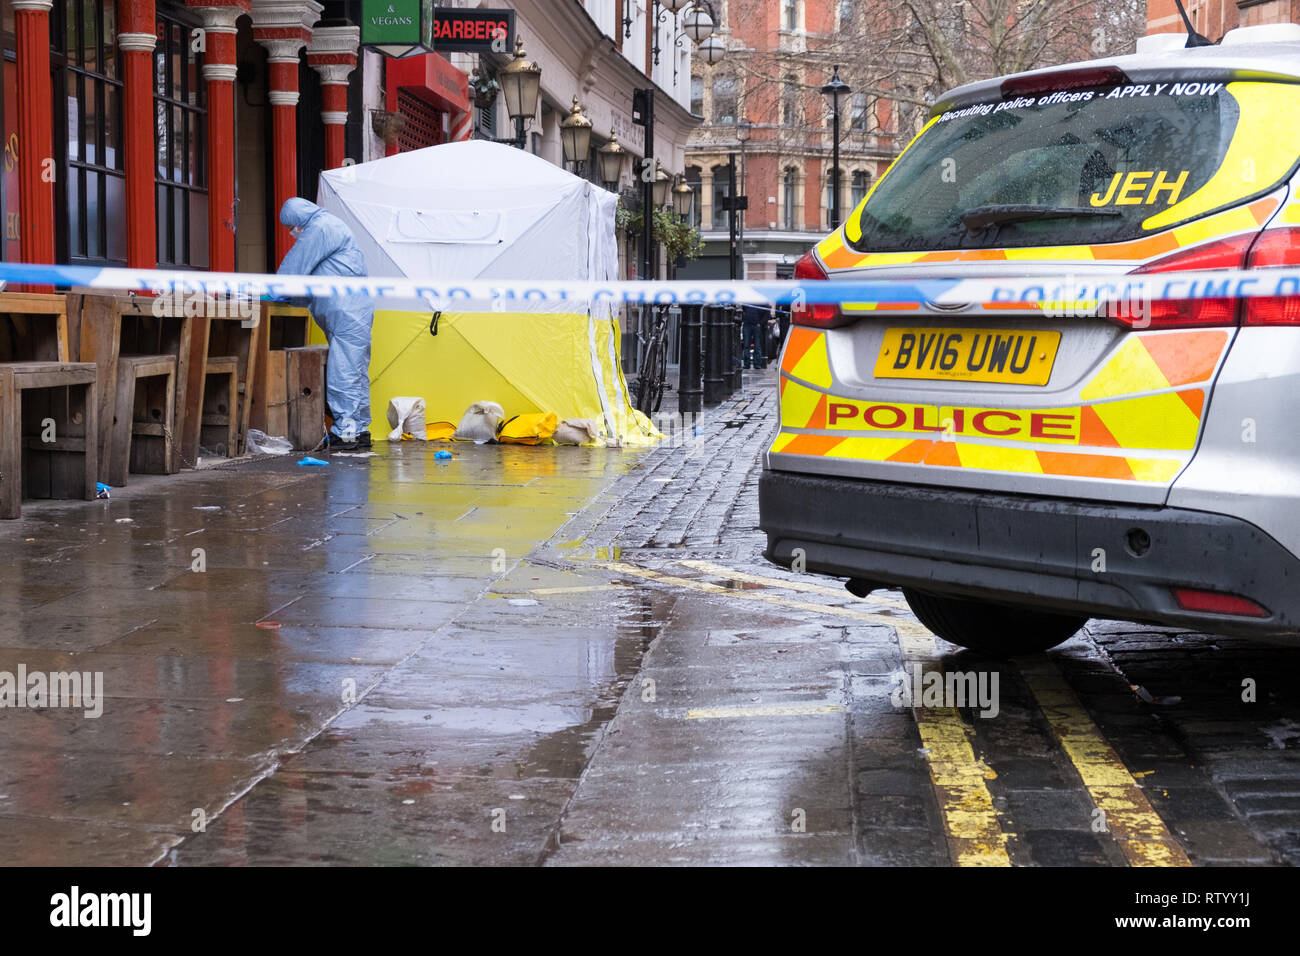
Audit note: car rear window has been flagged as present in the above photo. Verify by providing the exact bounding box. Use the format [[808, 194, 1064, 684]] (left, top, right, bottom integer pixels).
[[848, 80, 1300, 253]]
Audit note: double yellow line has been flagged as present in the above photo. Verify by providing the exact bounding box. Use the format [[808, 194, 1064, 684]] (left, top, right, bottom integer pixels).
[[596, 557, 1190, 867]]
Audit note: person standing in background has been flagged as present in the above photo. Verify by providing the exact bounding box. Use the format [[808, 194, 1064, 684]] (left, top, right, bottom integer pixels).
[[741, 302, 769, 370]]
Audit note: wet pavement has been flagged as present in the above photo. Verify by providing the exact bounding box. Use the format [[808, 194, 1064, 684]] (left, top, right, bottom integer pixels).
[[3, 371, 1300, 866]]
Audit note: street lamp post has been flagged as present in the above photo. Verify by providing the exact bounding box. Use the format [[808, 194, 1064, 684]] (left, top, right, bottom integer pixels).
[[727, 152, 738, 280], [820, 64, 850, 229], [737, 119, 750, 279], [633, 87, 656, 282]]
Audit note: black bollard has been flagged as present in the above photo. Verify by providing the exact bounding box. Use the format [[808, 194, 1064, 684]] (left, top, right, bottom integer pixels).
[[678, 305, 703, 415], [729, 305, 744, 393], [703, 306, 726, 405]]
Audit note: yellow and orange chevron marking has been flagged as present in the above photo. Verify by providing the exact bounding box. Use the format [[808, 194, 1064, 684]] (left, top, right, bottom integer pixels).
[[781, 326, 834, 389], [772, 328, 1230, 484]]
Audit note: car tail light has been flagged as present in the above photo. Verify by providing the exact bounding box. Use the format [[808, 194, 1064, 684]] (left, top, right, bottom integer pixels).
[[1172, 588, 1270, 618], [1107, 234, 1255, 329], [791, 250, 852, 328], [1000, 66, 1129, 99], [1243, 226, 1300, 326]]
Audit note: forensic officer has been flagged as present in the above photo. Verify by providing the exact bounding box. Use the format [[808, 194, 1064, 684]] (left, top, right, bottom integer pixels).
[[277, 198, 374, 450]]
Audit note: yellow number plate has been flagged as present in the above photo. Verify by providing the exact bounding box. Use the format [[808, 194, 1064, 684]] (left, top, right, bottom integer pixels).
[[875, 328, 1061, 385]]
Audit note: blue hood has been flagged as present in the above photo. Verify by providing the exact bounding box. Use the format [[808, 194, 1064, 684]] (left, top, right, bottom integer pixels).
[[280, 197, 320, 229]]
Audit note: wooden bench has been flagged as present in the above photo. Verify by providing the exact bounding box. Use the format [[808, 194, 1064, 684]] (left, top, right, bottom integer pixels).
[[107, 354, 177, 486], [0, 362, 98, 519]]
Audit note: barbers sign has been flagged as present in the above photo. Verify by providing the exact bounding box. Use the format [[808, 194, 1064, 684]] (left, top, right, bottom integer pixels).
[[361, 3, 514, 58]]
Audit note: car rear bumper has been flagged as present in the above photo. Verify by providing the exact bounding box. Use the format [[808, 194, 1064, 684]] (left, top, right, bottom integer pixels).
[[759, 470, 1300, 638]]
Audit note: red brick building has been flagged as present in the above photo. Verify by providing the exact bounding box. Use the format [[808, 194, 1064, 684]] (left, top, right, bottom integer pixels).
[[683, 0, 900, 279], [1146, 0, 1300, 37]]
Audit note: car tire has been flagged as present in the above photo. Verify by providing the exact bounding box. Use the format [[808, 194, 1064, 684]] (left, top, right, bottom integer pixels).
[[901, 588, 1087, 656]]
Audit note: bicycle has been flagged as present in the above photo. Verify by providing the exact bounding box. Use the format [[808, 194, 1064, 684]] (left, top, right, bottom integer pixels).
[[633, 305, 671, 416]]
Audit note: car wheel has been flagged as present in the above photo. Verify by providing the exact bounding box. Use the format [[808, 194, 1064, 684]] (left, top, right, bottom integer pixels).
[[901, 588, 1087, 656]]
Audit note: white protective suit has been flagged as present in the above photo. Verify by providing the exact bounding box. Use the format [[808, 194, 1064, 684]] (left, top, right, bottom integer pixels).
[[277, 198, 374, 440]]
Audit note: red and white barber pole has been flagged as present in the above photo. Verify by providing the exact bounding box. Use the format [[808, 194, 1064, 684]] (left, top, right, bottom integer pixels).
[[451, 110, 474, 142]]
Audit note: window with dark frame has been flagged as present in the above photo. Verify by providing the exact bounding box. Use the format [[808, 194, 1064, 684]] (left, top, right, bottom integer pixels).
[[784, 0, 799, 31], [712, 74, 736, 125], [851, 169, 869, 207], [686, 164, 701, 229], [154, 6, 208, 269], [711, 163, 730, 231], [783, 167, 796, 230], [782, 75, 798, 127], [53, 0, 127, 264], [1, 6, 18, 262]]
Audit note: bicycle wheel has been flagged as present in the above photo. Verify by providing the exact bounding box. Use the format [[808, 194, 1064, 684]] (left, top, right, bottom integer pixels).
[[649, 331, 669, 413], [636, 333, 666, 417]]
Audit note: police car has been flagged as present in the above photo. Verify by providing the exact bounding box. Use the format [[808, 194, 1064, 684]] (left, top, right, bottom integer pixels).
[[759, 25, 1300, 654]]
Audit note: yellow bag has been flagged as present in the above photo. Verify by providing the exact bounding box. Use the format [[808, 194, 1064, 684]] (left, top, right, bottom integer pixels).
[[497, 411, 558, 445], [425, 421, 457, 441]]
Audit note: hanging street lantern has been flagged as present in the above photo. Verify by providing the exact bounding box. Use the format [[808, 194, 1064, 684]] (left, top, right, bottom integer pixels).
[[672, 175, 694, 219], [697, 34, 725, 66], [682, 4, 715, 43], [597, 131, 629, 189], [560, 97, 594, 168], [652, 163, 672, 208], [499, 37, 542, 122]]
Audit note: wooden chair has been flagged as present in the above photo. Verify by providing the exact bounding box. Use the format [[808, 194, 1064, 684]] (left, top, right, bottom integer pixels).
[[0, 292, 71, 363], [201, 357, 239, 458], [284, 345, 328, 450], [0, 362, 98, 519], [107, 354, 177, 486], [250, 303, 312, 441]]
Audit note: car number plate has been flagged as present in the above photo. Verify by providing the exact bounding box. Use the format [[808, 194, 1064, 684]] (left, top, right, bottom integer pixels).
[[874, 327, 1061, 385]]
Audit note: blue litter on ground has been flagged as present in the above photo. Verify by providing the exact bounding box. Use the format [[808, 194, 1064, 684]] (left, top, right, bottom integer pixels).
[[434, 450, 452, 460], [297, 457, 329, 466], [96, 482, 111, 499]]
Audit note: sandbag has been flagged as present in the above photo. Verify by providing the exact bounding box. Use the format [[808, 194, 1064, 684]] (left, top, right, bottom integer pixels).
[[386, 396, 427, 441], [453, 401, 505, 443], [498, 411, 558, 445], [553, 417, 602, 446]]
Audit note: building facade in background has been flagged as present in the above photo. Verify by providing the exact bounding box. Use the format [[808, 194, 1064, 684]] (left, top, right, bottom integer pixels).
[[683, 0, 902, 280], [0, 0, 697, 280], [1146, 0, 1299, 36]]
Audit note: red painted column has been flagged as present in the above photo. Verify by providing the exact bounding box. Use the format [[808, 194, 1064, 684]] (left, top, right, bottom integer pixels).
[[118, 0, 158, 269], [253, 1, 321, 264], [13, 0, 55, 265], [307, 26, 359, 171], [191, 3, 247, 272], [269, 62, 298, 262]]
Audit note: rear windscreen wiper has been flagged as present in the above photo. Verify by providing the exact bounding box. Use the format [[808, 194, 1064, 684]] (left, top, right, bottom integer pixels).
[[959, 204, 1123, 230]]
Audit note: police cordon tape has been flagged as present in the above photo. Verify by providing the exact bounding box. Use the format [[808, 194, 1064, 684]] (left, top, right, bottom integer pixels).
[[1, 260, 1298, 310]]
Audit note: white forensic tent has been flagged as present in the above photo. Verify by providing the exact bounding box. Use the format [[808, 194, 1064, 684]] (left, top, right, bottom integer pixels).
[[313, 140, 657, 444]]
